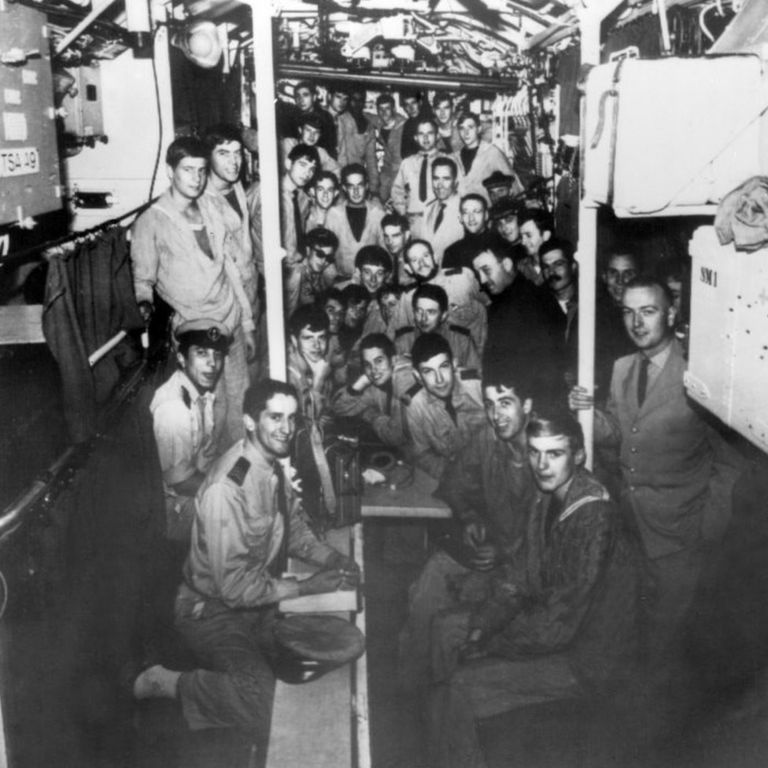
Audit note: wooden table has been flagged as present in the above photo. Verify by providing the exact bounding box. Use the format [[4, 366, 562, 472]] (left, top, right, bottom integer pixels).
[[267, 524, 369, 768], [361, 465, 451, 519]]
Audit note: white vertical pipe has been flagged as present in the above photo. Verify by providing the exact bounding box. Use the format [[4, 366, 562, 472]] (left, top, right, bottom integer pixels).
[[575, 6, 611, 470], [573, 0, 624, 469], [251, 1, 286, 380]]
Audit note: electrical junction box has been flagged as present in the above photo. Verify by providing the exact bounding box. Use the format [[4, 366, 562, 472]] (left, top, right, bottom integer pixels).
[[686, 225, 768, 453], [61, 65, 105, 142], [0, 3, 62, 227]]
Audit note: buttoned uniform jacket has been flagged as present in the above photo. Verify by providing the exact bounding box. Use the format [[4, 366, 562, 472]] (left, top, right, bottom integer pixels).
[[369, 113, 406, 203], [452, 140, 523, 204], [331, 355, 415, 447], [401, 267, 488, 353], [328, 199, 387, 279], [394, 322, 481, 372], [403, 371, 487, 479], [202, 182, 260, 318], [336, 112, 381, 196], [390, 150, 448, 224], [412, 193, 465, 267], [131, 189, 254, 335], [294, 261, 339, 317], [280, 137, 341, 176], [150, 369, 226, 515], [436, 421, 536, 559], [595, 339, 742, 558], [180, 438, 336, 609]]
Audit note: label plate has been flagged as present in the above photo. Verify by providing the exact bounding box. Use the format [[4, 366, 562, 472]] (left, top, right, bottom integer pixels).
[[0, 146, 39, 177]]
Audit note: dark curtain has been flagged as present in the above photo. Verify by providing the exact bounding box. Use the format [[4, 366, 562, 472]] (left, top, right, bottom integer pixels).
[[42, 227, 143, 443], [170, 46, 243, 135]]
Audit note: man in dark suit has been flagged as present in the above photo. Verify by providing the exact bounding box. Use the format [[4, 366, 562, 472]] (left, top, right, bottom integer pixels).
[[569, 277, 742, 665], [473, 244, 564, 400]]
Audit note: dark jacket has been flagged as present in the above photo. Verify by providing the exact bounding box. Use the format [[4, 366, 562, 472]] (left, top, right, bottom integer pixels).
[[442, 230, 511, 272], [483, 274, 564, 400], [435, 422, 536, 564], [470, 468, 643, 690]]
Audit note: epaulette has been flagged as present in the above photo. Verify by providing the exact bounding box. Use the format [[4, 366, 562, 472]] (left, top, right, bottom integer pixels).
[[459, 368, 480, 380], [395, 325, 415, 338], [448, 324, 471, 336], [227, 457, 251, 486], [442, 267, 462, 277], [402, 381, 423, 405], [181, 386, 192, 409]]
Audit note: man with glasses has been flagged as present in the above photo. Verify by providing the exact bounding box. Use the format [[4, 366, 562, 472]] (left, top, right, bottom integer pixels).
[[294, 227, 340, 313]]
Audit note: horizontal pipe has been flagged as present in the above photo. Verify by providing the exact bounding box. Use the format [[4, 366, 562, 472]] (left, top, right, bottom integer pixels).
[[54, 0, 120, 55], [277, 64, 522, 93], [0, 446, 78, 542], [88, 330, 127, 367], [0, 358, 148, 543]]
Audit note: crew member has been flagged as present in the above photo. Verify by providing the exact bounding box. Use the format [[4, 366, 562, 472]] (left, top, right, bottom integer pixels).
[[132, 380, 359, 768], [403, 333, 485, 479], [332, 333, 414, 448], [429, 409, 642, 768], [131, 137, 256, 442], [150, 320, 230, 542]]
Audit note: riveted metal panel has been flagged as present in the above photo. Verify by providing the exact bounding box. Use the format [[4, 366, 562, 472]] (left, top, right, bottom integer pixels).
[[0, 4, 62, 226]]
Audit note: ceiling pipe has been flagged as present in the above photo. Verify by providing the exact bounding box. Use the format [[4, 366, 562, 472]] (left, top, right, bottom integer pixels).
[[277, 63, 522, 93], [54, 0, 120, 55]]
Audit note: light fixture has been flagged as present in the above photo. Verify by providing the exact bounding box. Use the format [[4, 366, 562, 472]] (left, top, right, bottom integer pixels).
[[170, 20, 222, 69]]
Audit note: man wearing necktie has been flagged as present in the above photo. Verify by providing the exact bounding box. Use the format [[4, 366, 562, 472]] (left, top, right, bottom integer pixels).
[[134, 379, 359, 768], [390, 118, 446, 227], [150, 319, 231, 542], [413, 157, 465, 267], [280, 144, 320, 311], [569, 277, 743, 673]]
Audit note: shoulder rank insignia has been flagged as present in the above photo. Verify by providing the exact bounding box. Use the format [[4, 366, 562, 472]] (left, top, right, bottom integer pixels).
[[443, 267, 461, 276], [402, 381, 423, 405], [395, 325, 415, 338], [227, 457, 251, 486], [181, 386, 192, 409], [459, 368, 480, 380], [449, 324, 471, 336]]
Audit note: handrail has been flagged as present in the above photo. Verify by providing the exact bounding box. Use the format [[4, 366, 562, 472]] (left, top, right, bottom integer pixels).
[[0, 355, 152, 543], [0, 445, 80, 544]]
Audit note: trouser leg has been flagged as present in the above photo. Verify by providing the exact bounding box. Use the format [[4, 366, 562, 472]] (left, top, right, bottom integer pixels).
[[222, 326, 250, 444], [428, 610, 581, 768], [176, 609, 276, 768], [398, 550, 473, 692], [645, 546, 702, 665]]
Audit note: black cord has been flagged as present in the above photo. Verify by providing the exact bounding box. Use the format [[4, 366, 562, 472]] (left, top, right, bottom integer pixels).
[[0, 202, 152, 269], [148, 27, 164, 202]]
